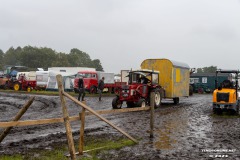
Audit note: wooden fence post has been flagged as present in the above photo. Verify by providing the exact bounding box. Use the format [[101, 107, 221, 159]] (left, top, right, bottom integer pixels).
[[150, 92, 155, 138], [79, 105, 86, 155], [0, 96, 35, 143], [56, 75, 76, 160]]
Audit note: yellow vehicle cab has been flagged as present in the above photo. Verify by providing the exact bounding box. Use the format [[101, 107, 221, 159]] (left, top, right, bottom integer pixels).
[[212, 70, 240, 115]]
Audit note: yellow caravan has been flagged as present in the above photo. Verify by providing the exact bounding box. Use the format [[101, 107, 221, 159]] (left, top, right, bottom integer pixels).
[[141, 58, 190, 104]]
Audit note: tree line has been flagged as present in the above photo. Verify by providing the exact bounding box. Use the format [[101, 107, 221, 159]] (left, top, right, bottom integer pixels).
[[0, 46, 104, 71]]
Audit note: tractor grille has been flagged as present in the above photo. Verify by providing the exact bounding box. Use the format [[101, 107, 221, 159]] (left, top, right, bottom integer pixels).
[[217, 92, 229, 102]]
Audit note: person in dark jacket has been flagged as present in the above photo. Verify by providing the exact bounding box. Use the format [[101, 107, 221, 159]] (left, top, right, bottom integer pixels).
[[98, 77, 105, 101], [78, 76, 85, 101]]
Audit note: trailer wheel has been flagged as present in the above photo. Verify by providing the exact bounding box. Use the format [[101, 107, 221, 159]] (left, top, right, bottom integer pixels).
[[151, 88, 161, 108], [112, 96, 122, 109], [13, 83, 21, 91], [137, 98, 146, 108], [173, 97, 179, 104]]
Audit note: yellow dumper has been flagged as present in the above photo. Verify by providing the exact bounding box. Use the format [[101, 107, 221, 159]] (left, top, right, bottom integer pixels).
[[141, 58, 190, 104]]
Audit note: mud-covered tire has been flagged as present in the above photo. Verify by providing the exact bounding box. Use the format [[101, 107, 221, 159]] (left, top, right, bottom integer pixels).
[[173, 97, 179, 104], [89, 86, 97, 94], [112, 96, 122, 109], [237, 105, 240, 115], [3, 83, 7, 90], [152, 88, 161, 108], [213, 108, 222, 115], [137, 98, 146, 108], [13, 83, 21, 91]]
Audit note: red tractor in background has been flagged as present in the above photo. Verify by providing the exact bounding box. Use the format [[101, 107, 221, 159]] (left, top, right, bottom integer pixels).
[[5, 74, 36, 92], [112, 69, 164, 109]]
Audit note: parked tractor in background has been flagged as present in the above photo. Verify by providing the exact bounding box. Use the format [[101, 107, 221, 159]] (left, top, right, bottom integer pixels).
[[112, 69, 164, 109], [212, 69, 240, 115], [4, 74, 36, 92]]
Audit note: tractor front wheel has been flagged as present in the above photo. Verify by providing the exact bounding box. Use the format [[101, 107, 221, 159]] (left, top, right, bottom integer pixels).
[[27, 86, 32, 92], [13, 83, 21, 91], [137, 98, 146, 108], [112, 96, 122, 109]]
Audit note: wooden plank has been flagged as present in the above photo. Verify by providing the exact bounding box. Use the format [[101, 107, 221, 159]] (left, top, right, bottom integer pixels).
[[85, 106, 150, 116], [0, 116, 79, 128], [63, 91, 138, 143], [0, 107, 150, 128], [0, 96, 35, 143], [56, 75, 76, 160]]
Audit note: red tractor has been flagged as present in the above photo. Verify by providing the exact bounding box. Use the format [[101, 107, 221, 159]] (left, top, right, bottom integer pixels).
[[5, 74, 36, 92], [112, 69, 164, 109]]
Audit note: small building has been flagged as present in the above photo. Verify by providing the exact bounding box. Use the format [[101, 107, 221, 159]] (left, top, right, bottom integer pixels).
[[190, 73, 231, 92]]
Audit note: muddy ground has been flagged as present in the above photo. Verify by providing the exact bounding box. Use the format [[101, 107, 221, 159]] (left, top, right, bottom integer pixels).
[[0, 92, 240, 160]]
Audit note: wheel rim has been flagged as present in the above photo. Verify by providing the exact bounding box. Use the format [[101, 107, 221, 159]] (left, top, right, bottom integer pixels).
[[141, 101, 146, 107], [155, 92, 161, 105], [117, 103, 122, 108], [14, 84, 20, 91], [27, 87, 31, 92]]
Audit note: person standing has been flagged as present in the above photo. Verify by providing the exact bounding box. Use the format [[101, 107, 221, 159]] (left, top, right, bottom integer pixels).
[[98, 77, 105, 101], [78, 76, 85, 101]]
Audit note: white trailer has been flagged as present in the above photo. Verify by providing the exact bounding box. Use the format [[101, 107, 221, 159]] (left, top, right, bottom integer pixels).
[[16, 71, 36, 80], [36, 71, 50, 90], [48, 67, 96, 75]]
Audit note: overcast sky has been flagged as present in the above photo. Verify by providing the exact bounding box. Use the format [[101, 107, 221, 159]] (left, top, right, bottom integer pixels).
[[1, 0, 240, 73]]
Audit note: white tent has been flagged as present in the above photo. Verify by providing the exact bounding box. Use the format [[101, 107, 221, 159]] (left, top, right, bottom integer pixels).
[[46, 71, 75, 92]]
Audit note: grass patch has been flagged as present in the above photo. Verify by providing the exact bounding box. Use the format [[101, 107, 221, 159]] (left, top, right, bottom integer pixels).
[[0, 137, 135, 160]]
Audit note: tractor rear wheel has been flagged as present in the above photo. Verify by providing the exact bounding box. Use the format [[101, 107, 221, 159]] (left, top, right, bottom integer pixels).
[[112, 96, 122, 109], [13, 83, 21, 91], [137, 98, 146, 108]]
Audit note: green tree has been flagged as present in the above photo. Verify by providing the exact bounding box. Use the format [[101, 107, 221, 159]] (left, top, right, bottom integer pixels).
[[52, 52, 70, 67], [4, 47, 22, 66], [202, 66, 217, 73], [197, 68, 203, 73], [0, 49, 4, 70], [92, 59, 104, 71], [197, 66, 217, 73], [68, 48, 92, 67]]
